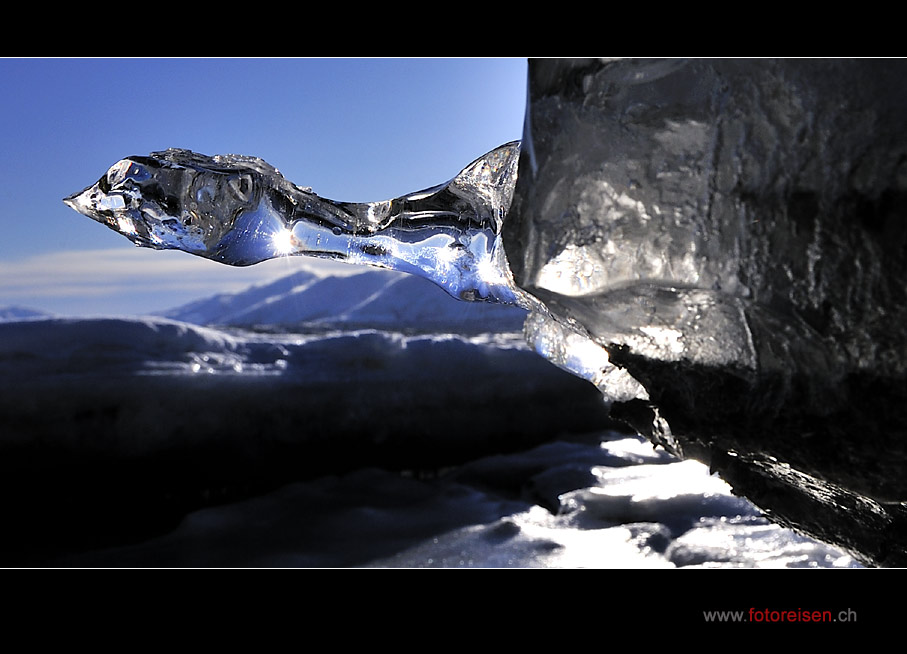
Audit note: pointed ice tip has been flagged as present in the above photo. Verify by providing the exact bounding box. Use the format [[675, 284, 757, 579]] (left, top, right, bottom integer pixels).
[[63, 186, 93, 216]]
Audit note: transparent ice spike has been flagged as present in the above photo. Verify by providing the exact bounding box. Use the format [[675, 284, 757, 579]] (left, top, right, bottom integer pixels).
[[64, 143, 532, 308]]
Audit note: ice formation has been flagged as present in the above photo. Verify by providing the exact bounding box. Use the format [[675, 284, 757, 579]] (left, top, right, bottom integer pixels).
[[64, 59, 907, 566], [64, 140, 652, 405], [64, 142, 529, 307]]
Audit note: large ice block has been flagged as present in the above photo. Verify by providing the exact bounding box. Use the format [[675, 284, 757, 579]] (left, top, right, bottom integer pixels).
[[503, 58, 907, 566]]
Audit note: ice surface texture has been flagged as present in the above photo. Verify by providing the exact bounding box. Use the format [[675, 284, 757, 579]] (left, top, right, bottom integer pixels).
[[64, 142, 527, 306], [503, 59, 907, 566], [506, 59, 907, 380]]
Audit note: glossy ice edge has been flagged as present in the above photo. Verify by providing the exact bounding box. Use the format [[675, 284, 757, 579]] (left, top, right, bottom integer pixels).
[[64, 142, 535, 309]]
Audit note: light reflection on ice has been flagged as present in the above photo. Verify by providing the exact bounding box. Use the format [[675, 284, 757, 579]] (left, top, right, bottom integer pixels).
[[509, 506, 674, 568], [588, 459, 743, 502], [668, 517, 861, 569], [271, 228, 295, 256], [523, 311, 649, 403], [598, 436, 675, 465], [638, 325, 685, 355]]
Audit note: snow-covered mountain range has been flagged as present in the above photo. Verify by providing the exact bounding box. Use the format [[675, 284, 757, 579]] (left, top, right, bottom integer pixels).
[[158, 268, 528, 332], [1, 267, 528, 332]]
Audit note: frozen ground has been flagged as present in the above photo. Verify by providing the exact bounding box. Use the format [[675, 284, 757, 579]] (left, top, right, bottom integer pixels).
[[0, 269, 863, 567], [49, 431, 859, 568]]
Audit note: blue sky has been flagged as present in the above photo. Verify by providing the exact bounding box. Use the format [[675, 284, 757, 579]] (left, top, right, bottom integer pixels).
[[0, 58, 528, 316]]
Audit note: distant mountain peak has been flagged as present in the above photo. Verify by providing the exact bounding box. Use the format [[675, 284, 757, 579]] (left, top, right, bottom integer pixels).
[[161, 268, 527, 332]]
